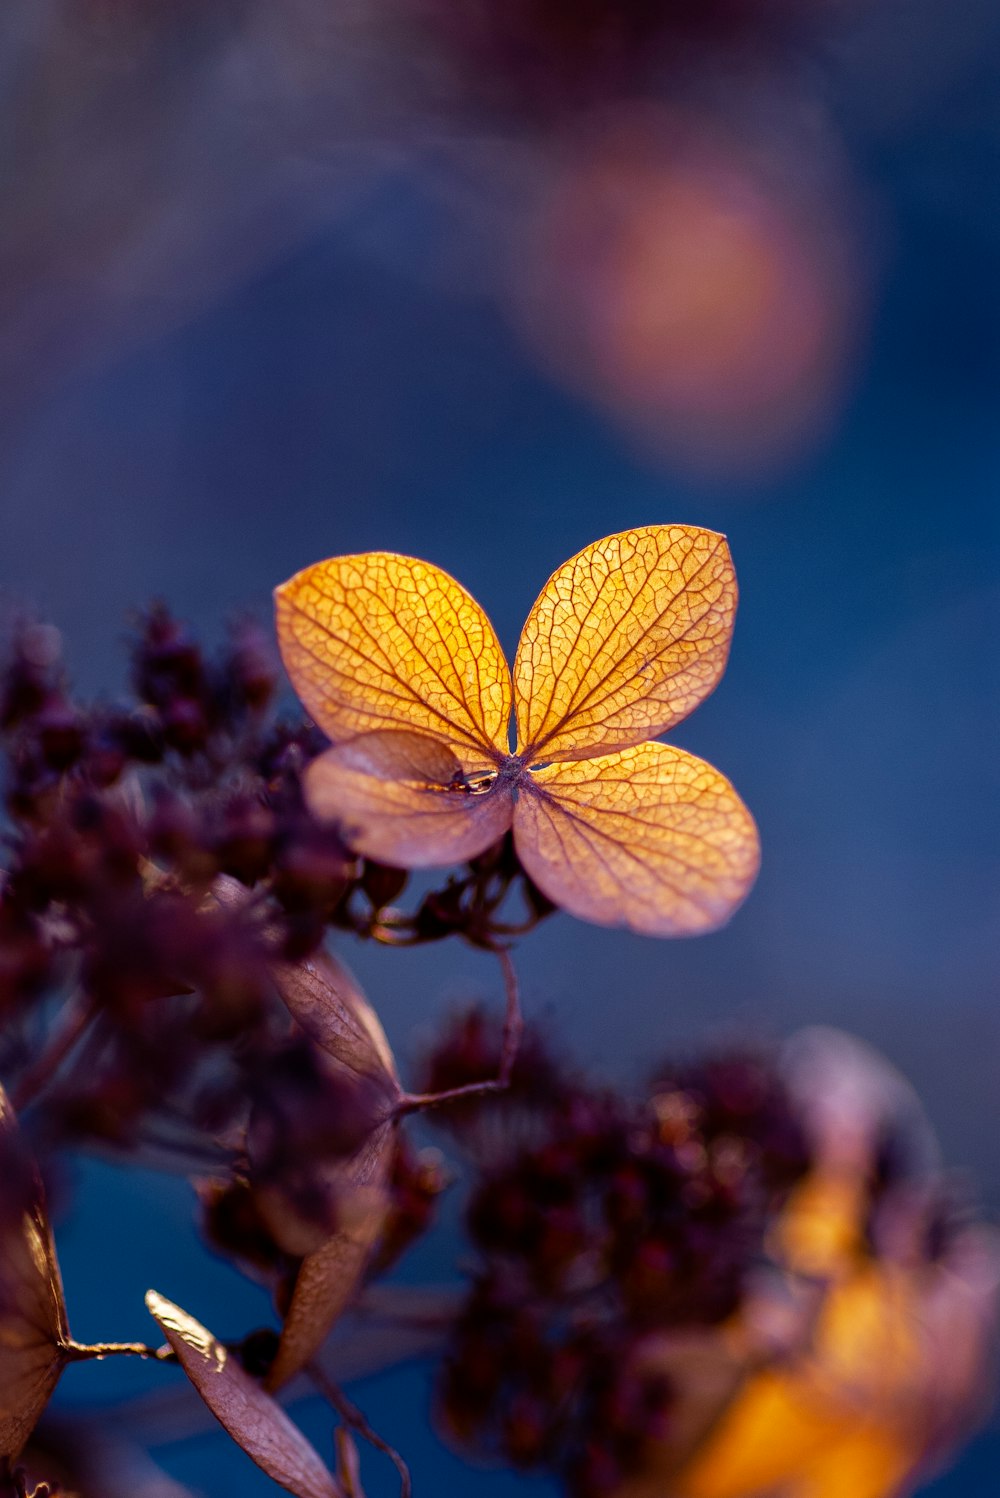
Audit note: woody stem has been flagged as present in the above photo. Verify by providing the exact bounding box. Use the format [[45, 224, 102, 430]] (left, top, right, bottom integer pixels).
[[64, 1339, 175, 1362]]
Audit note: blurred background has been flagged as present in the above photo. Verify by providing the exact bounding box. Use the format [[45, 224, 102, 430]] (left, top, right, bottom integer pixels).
[[1, 0, 997, 1491]]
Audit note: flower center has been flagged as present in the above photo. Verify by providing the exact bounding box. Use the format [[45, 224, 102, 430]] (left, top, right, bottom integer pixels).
[[462, 754, 530, 797]]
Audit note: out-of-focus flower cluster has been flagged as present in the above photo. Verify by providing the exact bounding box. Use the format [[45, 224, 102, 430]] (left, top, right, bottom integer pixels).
[[425, 1014, 1000, 1498], [0, 606, 545, 1493], [0, 609, 549, 1166], [427, 1014, 811, 1493], [392, 0, 832, 125], [1, 613, 997, 1498]]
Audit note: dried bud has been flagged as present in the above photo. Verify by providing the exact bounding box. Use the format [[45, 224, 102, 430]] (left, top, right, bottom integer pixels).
[[220, 620, 279, 714], [360, 860, 408, 911]]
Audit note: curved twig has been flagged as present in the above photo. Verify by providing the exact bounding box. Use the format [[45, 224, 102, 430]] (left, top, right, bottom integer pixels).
[[395, 945, 522, 1116]]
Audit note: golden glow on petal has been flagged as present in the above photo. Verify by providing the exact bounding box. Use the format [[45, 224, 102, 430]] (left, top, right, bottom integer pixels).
[[513, 743, 759, 937], [513, 526, 736, 762], [276, 530, 756, 936], [275, 551, 512, 772], [671, 1364, 914, 1498], [304, 732, 514, 868], [670, 1181, 955, 1498], [770, 1173, 867, 1279]]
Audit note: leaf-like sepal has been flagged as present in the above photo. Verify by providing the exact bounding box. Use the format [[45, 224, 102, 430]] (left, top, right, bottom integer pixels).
[[145, 1290, 344, 1498], [0, 1085, 70, 1463]]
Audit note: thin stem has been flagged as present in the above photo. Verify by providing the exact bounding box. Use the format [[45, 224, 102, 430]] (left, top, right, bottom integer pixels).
[[494, 945, 522, 1085], [308, 1362, 411, 1498], [64, 1339, 175, 1363], [11, 993, 96, 1112], [395, 1075, 506, 1115], [394, 945, 522, 1116], [335, 1428, 365, 1498]]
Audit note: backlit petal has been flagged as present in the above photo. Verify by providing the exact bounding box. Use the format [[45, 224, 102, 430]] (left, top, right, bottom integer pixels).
[[513, 526, 736, 762], [0, 1086, 69, 1464], [667, 1366, 913, 1498], [266, 1121, 394, 1391], [145, 1291, 343, 1495], [276, 552, 512, 771], [513, 743, 758, 936], [305, 731, 514, 868]]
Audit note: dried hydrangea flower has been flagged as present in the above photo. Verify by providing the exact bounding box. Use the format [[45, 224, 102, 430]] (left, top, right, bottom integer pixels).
[[276, 526, 759, 937]]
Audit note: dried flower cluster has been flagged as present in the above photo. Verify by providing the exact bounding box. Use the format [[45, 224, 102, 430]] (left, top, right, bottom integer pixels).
[[424, 1017, 1000, 1498], [0, 608, 550, 1156], [0, 608, 545, 1491], [0, 611, 996, 1498], [426, 1017, 810, 1493]]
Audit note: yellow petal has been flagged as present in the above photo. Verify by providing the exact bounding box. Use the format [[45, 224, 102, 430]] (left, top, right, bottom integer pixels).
[[513, 526, 737, 763], [275, 552, 512, 771], [513, 743, 759, 936], [671, 1368, 913, 1498], [305, 731, 514, 868], [771, 1172, 867, 1280], [672, 1265, 924, 1498], [796, 1428, 915, 1498]]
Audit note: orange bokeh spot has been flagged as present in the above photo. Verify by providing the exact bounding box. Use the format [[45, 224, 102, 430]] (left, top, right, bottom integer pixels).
[[515, 107, 865, 477]]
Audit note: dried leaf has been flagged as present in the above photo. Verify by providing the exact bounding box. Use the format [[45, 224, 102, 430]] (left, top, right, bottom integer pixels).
[[0, 1085, 70, 1464], [252, 950, 398, 1258], [266, 1121, 394, 1391], [270, 947, 399, 1092], [513, 526, 736, 762], [304, 733, 514, 868], [782, 1027, 939, 1180], [246, 911, 400, 1383], [275, 552, 511, 773], [665, 1361, 915, 1498], [514, 744, 759, 935], [145, 1290, 344, 1498], [212, 876, 399, 1094]]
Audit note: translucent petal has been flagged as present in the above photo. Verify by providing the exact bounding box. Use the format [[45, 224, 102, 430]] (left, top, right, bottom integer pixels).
[[271, 949, 399, 1089], [0, 1086, 69, 1463], [145, 1291, 343, 1497], [513, 526, 736, 762], [513, 743, 759, 937], [305, 732, 514, 868], [266, 1120, 394, 1391], [667, 1366, 912, 1498], [276, 552, 512, 772]]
